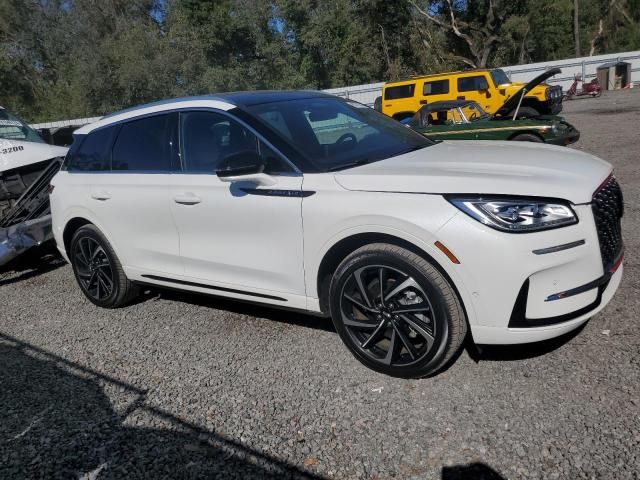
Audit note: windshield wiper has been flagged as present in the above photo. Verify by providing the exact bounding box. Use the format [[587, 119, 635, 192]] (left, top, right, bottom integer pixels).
[[327, 158, 371, 172]]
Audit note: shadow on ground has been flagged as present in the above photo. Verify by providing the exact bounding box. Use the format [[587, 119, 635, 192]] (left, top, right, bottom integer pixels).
[[0, 333, 325, 479], [0, 241, 65, 287], [442, 462, 507, 479], [152, 286, 336, 333]]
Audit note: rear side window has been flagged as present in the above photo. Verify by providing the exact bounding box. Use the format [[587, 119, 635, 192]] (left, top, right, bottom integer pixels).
[[67, 127, 116, 172], [423, 80, 449, 96], [457, 75, 490, 92], [384, 84, 415, 100], [112, 113, 179, 171]]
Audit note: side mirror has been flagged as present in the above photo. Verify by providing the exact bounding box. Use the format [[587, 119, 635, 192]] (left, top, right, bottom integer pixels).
[[216, 151, 264, 178], [215, 151, 276, 186]]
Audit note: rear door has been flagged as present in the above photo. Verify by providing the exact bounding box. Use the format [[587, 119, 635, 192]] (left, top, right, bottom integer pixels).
[[83, 113, 183, 276]]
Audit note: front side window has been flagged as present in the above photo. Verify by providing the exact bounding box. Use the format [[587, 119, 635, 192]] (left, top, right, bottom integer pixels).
[[0, 108, 45, 143], [384, 84, 415, 100], [181, 111, 257, 173], [423, 80, 449, 96], [181, 111, 290, 174], [246, 97, 433, 172], [457, 75, 490, 92], [67, 127, 116, 171], [112, 113, 179, 171]]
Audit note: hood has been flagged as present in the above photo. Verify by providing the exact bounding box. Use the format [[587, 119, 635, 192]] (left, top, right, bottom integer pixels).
[[0, 139, 68, 173], [333, 141, 611, 204], [495, 68, 561, 117]]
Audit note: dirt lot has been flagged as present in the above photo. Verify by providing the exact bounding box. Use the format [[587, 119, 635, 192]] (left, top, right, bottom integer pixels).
[[1, 90, 639, 479]]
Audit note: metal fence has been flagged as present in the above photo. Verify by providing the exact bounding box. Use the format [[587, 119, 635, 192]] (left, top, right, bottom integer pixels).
[[31, 50, 640, 129], [324, 49, 640, 107]]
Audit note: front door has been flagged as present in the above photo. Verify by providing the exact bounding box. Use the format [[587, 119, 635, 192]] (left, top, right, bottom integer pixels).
[[169, 110, 306, 302]]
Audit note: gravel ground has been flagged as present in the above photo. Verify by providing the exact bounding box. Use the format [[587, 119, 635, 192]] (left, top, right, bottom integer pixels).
[[1, 90, 639, 479]]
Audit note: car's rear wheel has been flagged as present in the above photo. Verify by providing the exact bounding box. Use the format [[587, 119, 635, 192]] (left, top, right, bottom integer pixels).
[[70, 225, 139, 308], [329, 244, 467, 378], [511, 133, 543, 142], [510, 106, 539, 119]]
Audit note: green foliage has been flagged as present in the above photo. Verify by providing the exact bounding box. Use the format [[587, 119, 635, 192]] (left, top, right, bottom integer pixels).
[[0, 0, 638, 122]]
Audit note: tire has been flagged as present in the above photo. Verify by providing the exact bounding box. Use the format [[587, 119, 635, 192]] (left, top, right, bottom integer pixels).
[[511, 133, 543, 143], [510, 106, 539, 119], [329, 243, 467, 378], [373, 96, 382, 112], [69, 224, 139, 308]]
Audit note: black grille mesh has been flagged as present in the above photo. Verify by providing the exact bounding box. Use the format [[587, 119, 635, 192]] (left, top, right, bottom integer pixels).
[[592, 175, 624, 269]]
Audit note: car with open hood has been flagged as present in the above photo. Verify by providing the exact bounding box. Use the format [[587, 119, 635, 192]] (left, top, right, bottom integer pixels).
[[376, 67, 564, 122], [407, 69, 579, 145], [50, 91, 623, 378]]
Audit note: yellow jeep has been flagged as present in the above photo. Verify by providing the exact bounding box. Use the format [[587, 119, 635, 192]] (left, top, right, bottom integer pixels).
[[376, 68, 563, 121]]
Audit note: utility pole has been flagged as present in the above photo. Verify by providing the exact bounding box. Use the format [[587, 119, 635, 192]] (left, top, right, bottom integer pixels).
[[574, 0, 581, 57]]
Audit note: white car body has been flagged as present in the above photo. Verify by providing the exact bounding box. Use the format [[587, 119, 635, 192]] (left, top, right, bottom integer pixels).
[[50, 93, 623, 351]]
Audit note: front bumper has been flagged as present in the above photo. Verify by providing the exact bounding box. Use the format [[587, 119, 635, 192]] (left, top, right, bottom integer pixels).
[[547, 129, 580, 146], [436, 203, 622, 345]]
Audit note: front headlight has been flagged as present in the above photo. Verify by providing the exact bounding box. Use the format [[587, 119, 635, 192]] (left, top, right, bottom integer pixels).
[[446, 196, 578, 232]]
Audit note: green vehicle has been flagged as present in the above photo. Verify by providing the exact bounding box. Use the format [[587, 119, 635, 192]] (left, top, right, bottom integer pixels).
[[407, 68, 580, 146]]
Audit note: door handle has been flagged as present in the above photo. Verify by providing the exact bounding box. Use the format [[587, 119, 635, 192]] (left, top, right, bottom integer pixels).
[[91, 190, 112, 201], [173, 193, 202, 205]]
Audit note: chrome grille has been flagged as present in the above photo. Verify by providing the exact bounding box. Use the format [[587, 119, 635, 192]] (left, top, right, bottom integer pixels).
[[591, 175, 624, 270]]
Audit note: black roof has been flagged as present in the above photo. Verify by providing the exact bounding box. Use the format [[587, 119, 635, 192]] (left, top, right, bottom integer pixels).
[[103, 90, 333, 119], [216, 90, 333, 106]]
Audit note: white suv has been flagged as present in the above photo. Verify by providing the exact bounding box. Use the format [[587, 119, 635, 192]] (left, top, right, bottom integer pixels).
[[50, 92, 624, 378]]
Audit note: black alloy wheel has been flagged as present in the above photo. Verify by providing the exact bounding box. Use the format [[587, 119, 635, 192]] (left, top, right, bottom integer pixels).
[[329, 244, 467, 378], [70, 224, 139, 308], [340, 265, 436, 367], [73, 236, 114, 301]]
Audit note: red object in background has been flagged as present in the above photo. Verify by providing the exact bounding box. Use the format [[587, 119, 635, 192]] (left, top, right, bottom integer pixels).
[[565, 76, 602, 99]]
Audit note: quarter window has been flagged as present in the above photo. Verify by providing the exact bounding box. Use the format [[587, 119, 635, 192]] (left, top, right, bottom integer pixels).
[[457, 75, 490, 92], [112, 114, 179, 171], [422, 80, 449, 96], [67, 127, 116, 171], [384, 84, 415, 100]]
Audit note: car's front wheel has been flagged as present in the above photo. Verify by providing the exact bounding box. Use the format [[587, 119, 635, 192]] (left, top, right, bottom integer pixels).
[[70, 224, 139, 308], [329, 244, 467, 378]]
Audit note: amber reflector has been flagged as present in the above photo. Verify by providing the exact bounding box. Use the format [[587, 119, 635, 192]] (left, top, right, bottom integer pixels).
[[434, 241, 460, 264]]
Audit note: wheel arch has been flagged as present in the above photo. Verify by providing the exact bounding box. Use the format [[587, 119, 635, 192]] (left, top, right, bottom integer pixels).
[[62, 217, 93, 255], [315, 232, 471, 324]]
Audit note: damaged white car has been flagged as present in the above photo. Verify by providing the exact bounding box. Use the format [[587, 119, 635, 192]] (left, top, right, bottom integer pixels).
[[0, 106, 68, 266]]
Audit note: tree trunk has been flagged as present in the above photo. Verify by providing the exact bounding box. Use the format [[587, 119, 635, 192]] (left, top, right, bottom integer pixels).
[[574, 0, 581, 57]]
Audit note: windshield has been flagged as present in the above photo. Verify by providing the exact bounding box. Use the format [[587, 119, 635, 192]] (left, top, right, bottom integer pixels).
[[460, 103, 489, 121], [246, 97, 433, 172], [490, 69, 510, 87], [0, 108, 45, 143]]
